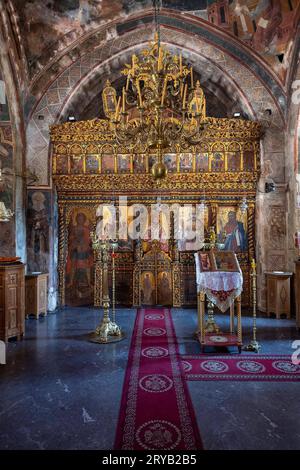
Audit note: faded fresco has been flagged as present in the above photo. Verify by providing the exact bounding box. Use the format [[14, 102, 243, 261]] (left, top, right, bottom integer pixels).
[[12, 1, 298, 82], [207, 0, 298, 82], [65, 208, 94, 306], [0, 123, 15, 257], [26, 190, 51, 272]]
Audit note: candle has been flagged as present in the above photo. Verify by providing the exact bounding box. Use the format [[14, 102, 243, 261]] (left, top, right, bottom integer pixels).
[[180, 82, 184, 98], [126, 74, 130, 91], [115, 96, 121, 120], [158, 47, 163, 71], [136, 81, 143, 107], [122, 87, 126, 113], [183, 84, 187, 109], [195, 90, 200, 114], [190, 67, 194, 89], [161, 79, 167, 106]]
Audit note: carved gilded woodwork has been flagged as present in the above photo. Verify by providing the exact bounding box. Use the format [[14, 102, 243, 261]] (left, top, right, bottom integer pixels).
[[50, 117, 261, 140], [51, 116, 261, 308], [53, 173, 259, 193]]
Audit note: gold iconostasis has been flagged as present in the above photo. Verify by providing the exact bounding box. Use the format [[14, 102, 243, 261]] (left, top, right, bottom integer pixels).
[[51, 117, 261, 309]]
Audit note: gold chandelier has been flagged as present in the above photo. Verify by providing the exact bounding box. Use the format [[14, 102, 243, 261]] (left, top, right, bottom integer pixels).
[[101, 4, 207, 179]]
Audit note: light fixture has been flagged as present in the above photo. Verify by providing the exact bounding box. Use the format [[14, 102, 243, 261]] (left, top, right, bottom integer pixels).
[[101, 0, 208, 180], [68, 115, 76, 122], [233, 112, 241, 118]]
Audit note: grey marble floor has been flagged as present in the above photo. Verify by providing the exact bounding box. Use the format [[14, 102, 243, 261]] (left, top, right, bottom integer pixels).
[[0, 307, 299, 450]]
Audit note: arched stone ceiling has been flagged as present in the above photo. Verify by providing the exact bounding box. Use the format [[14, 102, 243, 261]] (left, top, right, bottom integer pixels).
[[25, 24, 286, 186]]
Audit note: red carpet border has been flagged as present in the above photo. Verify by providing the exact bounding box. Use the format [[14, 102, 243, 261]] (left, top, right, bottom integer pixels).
[[114, 308, 203, 450], [181, 355, 300, 381]]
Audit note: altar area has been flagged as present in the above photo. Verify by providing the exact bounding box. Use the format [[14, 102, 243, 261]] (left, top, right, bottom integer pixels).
[[48, 31, 263, 312], [51, 117, 261, 310]]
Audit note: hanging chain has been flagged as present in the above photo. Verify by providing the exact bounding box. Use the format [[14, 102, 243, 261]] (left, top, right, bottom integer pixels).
[[153, 0, 161, 45]]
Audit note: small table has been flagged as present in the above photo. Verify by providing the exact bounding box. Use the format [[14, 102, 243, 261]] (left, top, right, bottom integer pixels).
[[197, 290, 243, 353], [265, 271, 292, 319], [25, 273, 48, 319], [194, 253, 243, 353]]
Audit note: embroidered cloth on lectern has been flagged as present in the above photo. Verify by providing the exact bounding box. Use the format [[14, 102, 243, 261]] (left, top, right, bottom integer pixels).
[[194, 253, 243, 312]]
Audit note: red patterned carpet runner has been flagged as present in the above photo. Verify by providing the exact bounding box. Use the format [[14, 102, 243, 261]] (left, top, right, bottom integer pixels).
[[114, 308, 203, 450], [181, 355, 300, 382]]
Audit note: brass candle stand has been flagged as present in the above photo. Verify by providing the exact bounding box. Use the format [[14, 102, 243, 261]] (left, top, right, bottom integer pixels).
[[89, 233, 124, 344], [243, 258, 261, 352]]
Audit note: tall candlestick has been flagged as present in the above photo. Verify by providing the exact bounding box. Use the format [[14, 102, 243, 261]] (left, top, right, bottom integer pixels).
[[179, 54, 182, 75]]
